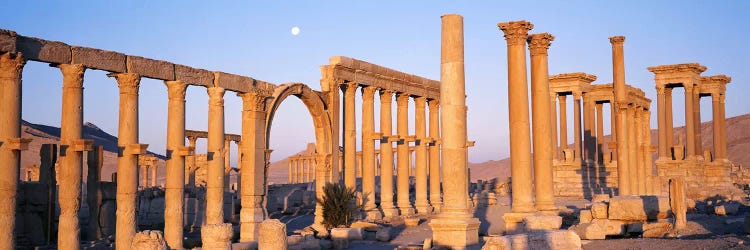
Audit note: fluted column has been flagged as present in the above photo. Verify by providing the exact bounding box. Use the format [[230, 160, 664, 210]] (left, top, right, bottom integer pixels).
[[414, 96, 431, 213], [596, 103, 605, 165], [238, 89, 270, 241], [656, 86, 668, 160], [528, 33, 556, 211], [57, 63, 88, 250], [396, 93, 414, 216], [205, 86, 226, 225], [164, 80, 187, 249], [430, 15, 480, 249], [342, 82, 358, 189], [110, 73, 144, 250], [573, 92, 583, 162], [610, 36, 630, 195], [610, 102, 617, 159], [360, 86, 380, 219], [379, 90, 398, 217], [551, 93, 559, 160], [665, 88, 674, 154], [428, 99, 442, 212], [559, 95, 568, 151]]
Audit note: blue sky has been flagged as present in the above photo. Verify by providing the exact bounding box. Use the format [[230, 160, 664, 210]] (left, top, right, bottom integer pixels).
[[2, 1, 748, 164]]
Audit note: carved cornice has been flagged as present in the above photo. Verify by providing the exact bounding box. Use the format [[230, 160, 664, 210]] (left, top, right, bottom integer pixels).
[[647, 63, 706, 75], [207, 87, 225, 107], [108, 73, 140, 95], [498, 20, 534, 46], [164, 80, 187, 101], [239, 89, 271, 112], [549, 72, 597, 83], [59, 64, 85, 89], [0, 52, 26, 79], [609, 36, 625, 44], [527, 33, 554, 56]]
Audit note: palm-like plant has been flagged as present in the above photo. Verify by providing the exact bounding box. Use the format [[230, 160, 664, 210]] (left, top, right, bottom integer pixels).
[[317, 182, 359, 229]]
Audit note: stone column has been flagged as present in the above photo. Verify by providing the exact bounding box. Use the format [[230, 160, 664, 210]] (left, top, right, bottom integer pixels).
[[711, 93, 721, 161], [110, 72, 145, 250], [498, 20, 535, 213], [288, 160, 293, 183], [633, 108, 644, 195], [428, 99, 442, 211], [57, 63, 88, 250], [361, 86, 381, 219], [559, 95, 568, 151], [596, 103, 605, 165], [641, 108, 652, 193], [628, 106, 639, 194], [718, 93, 728, 161], [528, 33, 556, 211], [430, 15, 480, 249], [610, 36, 630, 195], [670, 177, 687, 230], [379, 90, 399, 217], [665, 88, 674, 151], [656, 86, 668, 160], [139, 165, 147, 189], [205, 86, 226, 226], [551, 93, 559, 160], [396, 93, 414, 216], [164, 80, 188, 249], [151, 162, 158, 187], [87, 146, 104, 241], [610, 102, 618, 159], [414, 96, 431, 214], [684, 84, 697, 158], [186, 136, 198, 229], [693, 91, 702, 158], [224, 139, 231, 190], [0, 53, 25, 250], [237, 89, 270, 241], [342, 82, 358, 189], [573, 92, 583, 162]]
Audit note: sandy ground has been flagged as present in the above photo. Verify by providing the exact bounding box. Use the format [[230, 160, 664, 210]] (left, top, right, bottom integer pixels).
[[280, 196, 750, 249]]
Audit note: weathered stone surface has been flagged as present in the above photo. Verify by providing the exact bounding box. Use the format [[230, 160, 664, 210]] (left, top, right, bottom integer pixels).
[[375, 227, 391, 242], [579, 210, 593, 223], [642, 221, 672, 238], [71, 46, 126, 72], [592, 194, 610, 203], [130, 230, 167, 250], [0, 29, 16, 53], [714, 202, 740, 216], [591, 202, 608, 219], [259, 219, 287, 250], [523, 214, 562, 231], [404, 218, 420, 227], [569, 223, 606, 240], [482, 230, 582, 250], [126, 55, 174, 80], [350, 221, 380, 232], [232, 242, 259, 250], [201, 223, 234, 250], [591, 219, 625, 236], [16, 36, 71, 64], [175, 64, 214, 87], [608, 195, 670, 221], [330, 227, 364, 241], [215, 71, 254, 93], [330, 228, 349, 249]]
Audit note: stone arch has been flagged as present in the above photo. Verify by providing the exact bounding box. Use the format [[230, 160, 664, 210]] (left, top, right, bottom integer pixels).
[[265, 83, 333, 169]]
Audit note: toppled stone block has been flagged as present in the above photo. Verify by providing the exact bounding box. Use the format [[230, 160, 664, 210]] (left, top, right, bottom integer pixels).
[[130, 230, 167, 250], [569, 223, 606, 240], [350, 221, 380, 232], [523, 214, 562, 231], [591, 202, 608, 219], [330, 227, 364, 241], [330, 228, 350, 249], [287, 234, 304, 245], [608, 195, 670, 221], [259, 219, 287, 249], [642, 221, 672, 238], [481, 230, 582, 250], [579, 210, 593, 224], [591, 219, 625, 236], [376, 227, 391, 242], [714, 202, 740, 216]]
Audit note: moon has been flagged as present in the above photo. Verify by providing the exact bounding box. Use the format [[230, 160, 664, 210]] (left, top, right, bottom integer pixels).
[[291, 26, 300, 36]]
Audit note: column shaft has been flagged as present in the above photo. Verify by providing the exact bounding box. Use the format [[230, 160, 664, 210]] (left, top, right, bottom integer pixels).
[[396, 93, 414, 215], [665, 89, 674, 153], [414, 96, 431, 213], [641, 109, 652, 194], [657, 87, 668, 160], [343, 82, 358, 189], [633, 108, 643, 194], [238, 90, 270, 241], [224, 140, 231, 190], [596, 103, 605, 165], [379, 90, 398, 217], [551, 94, 559, 160], [610, 36, 630, 195], [0, 53, 24, 250], [559, 95, 568, 151], [151, 164, 157, 187], [684, 85, 696, 158], [428, 99, 442, 211], [362, 86, 379, 218], [719, 94, 728, 160], [694, 91, 703, 157], [205, 87, 226, 225], [583, 98, 594, 164], [164, 80, 187, 249], [528, 33, 555, 211], [574, 93, 582, 162], [111, 73, 142, 250]]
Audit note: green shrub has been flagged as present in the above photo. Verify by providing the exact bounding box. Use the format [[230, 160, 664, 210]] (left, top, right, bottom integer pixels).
[[316, 182, 359, 229]]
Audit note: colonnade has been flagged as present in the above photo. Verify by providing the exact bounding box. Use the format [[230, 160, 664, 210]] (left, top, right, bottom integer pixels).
[[138, 154, 160, 189]]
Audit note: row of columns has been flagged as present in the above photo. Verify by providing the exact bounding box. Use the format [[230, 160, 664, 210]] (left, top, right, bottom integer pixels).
[[340, 81, 442, 219], [138, 155, 160, 189], [288, 156, 317, 184]]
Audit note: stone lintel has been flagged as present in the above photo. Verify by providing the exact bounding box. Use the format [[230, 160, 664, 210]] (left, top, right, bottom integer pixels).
[[549, 72, 596, 94], [0, 137, 32, 151], [62, 139, 94, 152], [174, 146, 194, 156], [402, 135, 417, 142], [648, 63, 706, 88], [328, 55, 440, 99], [700, 75, 731, 95], [16, 36, 71, 64], [126, 55, 175, 80], [71, 46, 126, 72], [185, 129, 241, 142], [125, 143, 149, 155], [175, 64, 214, 87], [214, 71, 254, 93], [0, 29, 17, 53]]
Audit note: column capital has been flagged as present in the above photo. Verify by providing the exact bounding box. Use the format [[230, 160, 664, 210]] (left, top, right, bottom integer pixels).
[[207, 86, 226, 107], [414, 96, 427, 104], [527, 33, 554, 56], [341, 81, 358, 96], [187, 136, 198, 144], [558, 94, 567, 102], [428, 98, 440, 108], [238, 89, 272, 112], [108, 73, 141, 95], [498, 20, 534, 46], [609, 36, 625, 44], [0, 52, 26, 79], [573, 92, 583, 100], [164, 80, 187, 101], [656, 85, 666, 95], [58, 64, 86, 88], [379, 89, 396, 101], [396, 92, 410, 105], [361, 85, 378, 99]]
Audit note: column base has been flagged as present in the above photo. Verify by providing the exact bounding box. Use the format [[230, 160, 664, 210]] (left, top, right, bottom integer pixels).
[[398, 205, 415, 217], [239, 221, 260, 242], [430, 201, 443, 213], [511, 203, 536, 213], [429, 216, 481, 250], [535, 203, 558, 212], [381, 206, 400, 218], [365, 208, 383, 220], [415, 202, 433, 214], [502, 212, 532, 233]]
